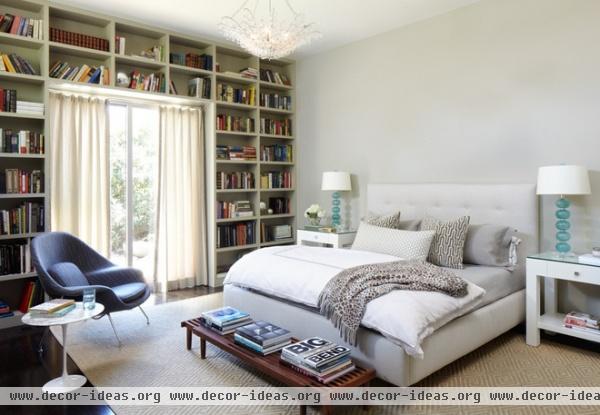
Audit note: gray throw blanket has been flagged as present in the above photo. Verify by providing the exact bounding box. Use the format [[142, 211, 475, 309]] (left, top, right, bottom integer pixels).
[[317, 260, 469, 346]]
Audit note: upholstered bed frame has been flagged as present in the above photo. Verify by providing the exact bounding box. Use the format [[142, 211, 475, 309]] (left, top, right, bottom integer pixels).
[[224, 183, 539, 386]]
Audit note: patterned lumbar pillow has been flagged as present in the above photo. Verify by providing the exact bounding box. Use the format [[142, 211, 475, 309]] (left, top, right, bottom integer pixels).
[[365, 211, 402, 229], [352, 221, 435, 260], [420, 216, 471, 269]]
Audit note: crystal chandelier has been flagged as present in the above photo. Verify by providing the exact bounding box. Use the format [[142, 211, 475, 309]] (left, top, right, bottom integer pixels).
[[219, 0, 321, 60]]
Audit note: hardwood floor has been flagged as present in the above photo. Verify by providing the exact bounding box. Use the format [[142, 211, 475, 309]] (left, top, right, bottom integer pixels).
[[0, 286, 221, 415]]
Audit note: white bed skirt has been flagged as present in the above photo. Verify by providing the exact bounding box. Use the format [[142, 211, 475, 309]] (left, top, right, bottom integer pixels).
[[223, 285, 525, 386]]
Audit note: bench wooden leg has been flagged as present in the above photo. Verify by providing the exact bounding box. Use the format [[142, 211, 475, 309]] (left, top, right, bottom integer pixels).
[[186, 327, 192, 350], [321, 405, 332, 415], [299, 405, 307, 415], [200, 338, 206, 359]]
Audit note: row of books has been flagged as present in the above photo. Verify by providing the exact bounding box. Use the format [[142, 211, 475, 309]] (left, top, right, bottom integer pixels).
[[1, 202, 45, 236], [0, 88, 16, 113], [50, 28, 109, 52], [170, 52, 213, 71], [563, 311, 600, 335], [201, 307, 354, 384], [0, 169, 43, 194], [16, 101, 44, 116], [187, 77, 211, 99], [261, 144, 293, 162], [49, 61, 110, 85], [217, 145, 257, 161], [217, 222, 255, 248], [125, 71, 165, 93], [217, 83, 256, 106], [260, 69, 292, 86], [260, 223, 293, 243], [260, 118, 292, 137], [0, 14, 43, 40], [0, 53, 37, 75], [216, 171, 255, 190], [114, 36, 126, 55], [29, 299, 76, 319], [217, 200, 254, 219], [259, 93, 292, 111], [216, 115, 255, 133], [0, 129, 44, 154], [0, 299, 13, 319], [268, 197, 291, 214], [260, 171, 293, 189], [18, 280, 45, 313], [0, 241, 33, 276]]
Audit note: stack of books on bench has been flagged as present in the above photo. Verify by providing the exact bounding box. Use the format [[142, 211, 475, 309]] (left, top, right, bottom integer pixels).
[[29, 299, 76, 319], [234, 320, 292, 355], [563, 311, 600, 335], [281, 337, 355, 384], [200, 306, 251, 335]]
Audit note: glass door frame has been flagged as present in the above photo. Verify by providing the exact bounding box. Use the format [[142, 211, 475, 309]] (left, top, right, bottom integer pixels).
[[107, 99, 159, 267]]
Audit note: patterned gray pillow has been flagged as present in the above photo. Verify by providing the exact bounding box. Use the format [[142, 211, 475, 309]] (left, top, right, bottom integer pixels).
[[365, 211, 402, 229], [352, 222, 435, 260], [420, 216, 470, 269]]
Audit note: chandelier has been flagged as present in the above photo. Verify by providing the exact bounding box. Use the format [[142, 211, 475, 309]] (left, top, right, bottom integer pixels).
[[219, 0, 321, 60]]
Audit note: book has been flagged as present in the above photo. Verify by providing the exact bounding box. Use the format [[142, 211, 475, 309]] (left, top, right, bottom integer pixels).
[[50, 28, 109, 51], [201, 317, 252, 335], [217, 222, 255, 248], [30, 303, 76, 318], [201, 306, 250, 327], [303, 344, 351, 369], [234, 333, 291, 355], [563, 311, 600, 329], [281, 337, 333, 365], [30, 299, 75, 314], [235, 320, 291, 347], [280, 357, 356, 383]]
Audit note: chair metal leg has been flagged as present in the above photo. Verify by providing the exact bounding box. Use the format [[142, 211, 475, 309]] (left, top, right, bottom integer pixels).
[[38, 327, 48, 354], [107, 314, 122, 347], [139, 306, 150, 325]]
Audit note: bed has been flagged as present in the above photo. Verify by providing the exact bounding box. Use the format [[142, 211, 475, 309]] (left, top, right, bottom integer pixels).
[[223, 183, 538, 386]]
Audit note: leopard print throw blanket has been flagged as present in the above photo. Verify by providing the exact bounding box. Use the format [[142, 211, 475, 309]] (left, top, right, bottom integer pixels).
[[317, 260, 469, 346]]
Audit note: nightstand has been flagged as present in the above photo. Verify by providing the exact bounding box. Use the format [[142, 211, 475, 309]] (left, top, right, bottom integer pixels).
[[526, 252, 600, 346], [297, 229, 357, 248]]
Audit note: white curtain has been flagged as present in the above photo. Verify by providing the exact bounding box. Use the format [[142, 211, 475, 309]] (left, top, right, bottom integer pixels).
[[154, 105, 207, 291], [49, 92, 110, 255]]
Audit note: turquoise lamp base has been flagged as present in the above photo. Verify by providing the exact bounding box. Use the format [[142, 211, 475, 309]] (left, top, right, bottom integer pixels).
[[331, 192, 341, 229], [555, 196, 572, 254]]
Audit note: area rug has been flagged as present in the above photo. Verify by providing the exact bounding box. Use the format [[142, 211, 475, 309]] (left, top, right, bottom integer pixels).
[[52, 293, 600, 415]]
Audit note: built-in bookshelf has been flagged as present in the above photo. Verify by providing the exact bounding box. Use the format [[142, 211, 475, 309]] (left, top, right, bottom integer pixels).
[[0, 0, 296, 296]]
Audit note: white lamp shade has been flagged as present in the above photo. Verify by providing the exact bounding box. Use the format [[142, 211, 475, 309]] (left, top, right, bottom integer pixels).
[[536, 165, 591, 195], [321, 171, 352, 191]]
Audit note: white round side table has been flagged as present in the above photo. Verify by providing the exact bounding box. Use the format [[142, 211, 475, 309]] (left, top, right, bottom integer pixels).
[[22, 302, 104, 392]]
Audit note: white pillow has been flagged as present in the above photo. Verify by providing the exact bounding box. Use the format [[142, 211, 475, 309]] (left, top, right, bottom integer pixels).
[[351, 222, 435, 260]]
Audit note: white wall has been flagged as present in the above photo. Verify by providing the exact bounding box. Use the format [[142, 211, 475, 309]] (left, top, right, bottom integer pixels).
[[296, 0, 600, 312]]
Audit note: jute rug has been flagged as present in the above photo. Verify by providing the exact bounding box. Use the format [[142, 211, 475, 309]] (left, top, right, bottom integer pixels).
[[52, 293, 600, 415]]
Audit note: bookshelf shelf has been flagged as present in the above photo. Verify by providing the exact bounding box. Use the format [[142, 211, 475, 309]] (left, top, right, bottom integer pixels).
[[259, 80, 293, 91], [115, 55, 166, 70], [261, 214, 294, 220], [169, 64, 212, 76], [0, 153, 45, 158], [0, 71, 44, 84], [216, 160, 257, 165], [259, 107, 293, 115], [260, 134, 294, 140], [260, 238, 295, 247], [0, 193, 46, 199], [260, 188, 295, 192], [260, 161, 294, 166], [217, 216, 258, 223], [216, 73, 257, 85], [0, 310, 24, 329], [216, 244, 259, 253], [0, 32, 44, 48], [216, 130, 258, 137], [216, 101, 256, 110], [49, 42, 111, 60], [0, 112, 45, 120], [216, 189, 257, 194], [0, 272, 36, 283], [0, 232, 43, 241]]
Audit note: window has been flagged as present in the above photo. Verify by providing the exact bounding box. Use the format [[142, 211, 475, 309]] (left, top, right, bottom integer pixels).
[[108, 103, 159, 279]]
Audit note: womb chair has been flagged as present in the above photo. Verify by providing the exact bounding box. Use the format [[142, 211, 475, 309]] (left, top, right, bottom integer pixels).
[[31, 232, 152, 346]]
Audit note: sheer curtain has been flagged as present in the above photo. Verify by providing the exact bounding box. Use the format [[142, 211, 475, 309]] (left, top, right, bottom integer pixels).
[[49, 91, 110, 255], [154, 105, 207, 292]]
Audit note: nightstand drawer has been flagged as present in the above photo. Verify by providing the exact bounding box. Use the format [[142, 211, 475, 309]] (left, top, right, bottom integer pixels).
[[547, 261, 600, 284]]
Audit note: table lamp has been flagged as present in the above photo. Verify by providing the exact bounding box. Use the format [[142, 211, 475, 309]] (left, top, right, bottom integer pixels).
[[321, 171, 352, 230], [537, 165, 591, 254]]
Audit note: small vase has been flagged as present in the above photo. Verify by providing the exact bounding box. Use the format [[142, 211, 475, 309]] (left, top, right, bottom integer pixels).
[[308, 217, 321, 226]]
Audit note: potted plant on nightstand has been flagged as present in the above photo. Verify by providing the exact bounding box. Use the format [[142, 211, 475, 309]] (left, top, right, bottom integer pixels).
[[304, 204, 325, 226]]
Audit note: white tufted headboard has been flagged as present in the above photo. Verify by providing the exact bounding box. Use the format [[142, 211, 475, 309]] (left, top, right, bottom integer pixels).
[[367, 183, 539, 257]]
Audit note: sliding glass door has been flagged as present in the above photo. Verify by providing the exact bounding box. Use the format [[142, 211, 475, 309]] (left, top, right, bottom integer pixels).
[[108, 102, 159, 279]]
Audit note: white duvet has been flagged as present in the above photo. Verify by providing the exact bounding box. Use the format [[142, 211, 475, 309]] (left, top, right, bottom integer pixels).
[[224, 246, 485, 357]]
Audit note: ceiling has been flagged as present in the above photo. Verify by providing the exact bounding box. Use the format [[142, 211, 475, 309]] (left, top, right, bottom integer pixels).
[[50, 0, 481, 58]]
